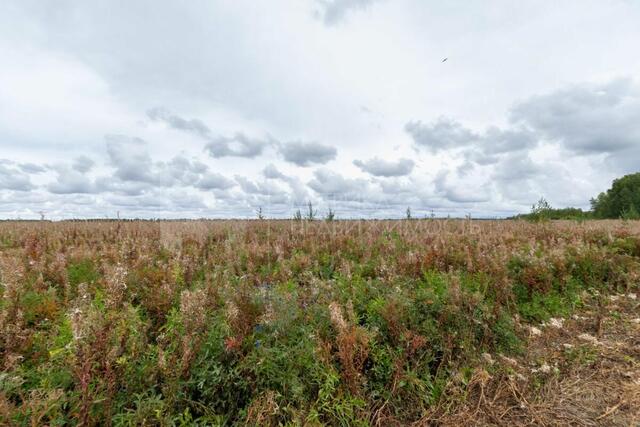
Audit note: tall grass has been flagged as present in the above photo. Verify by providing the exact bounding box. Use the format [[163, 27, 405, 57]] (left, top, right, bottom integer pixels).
[[0, 219, 638, 425]]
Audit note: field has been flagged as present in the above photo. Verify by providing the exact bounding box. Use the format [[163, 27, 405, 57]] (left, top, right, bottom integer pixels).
[[1, 219, 639, 426]]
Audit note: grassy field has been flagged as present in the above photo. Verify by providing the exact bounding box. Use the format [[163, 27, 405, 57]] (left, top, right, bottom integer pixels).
[[1, 219, 639, 425]]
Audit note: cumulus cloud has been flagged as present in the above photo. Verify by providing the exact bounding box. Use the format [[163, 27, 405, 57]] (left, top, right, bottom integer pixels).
[[205, 133, 271, 159], [47, 166, 95, 194], [235, 175, 287, 196], [308, 169, 370, 200], [405, 118, 477, 153], [196, 172, 235, 190], [0, 162, 35, 191], [433, 170, 491, 204], [353, 157, 414, 177], [277, 141, 337, 166], [106, 135, 156, 183], [262, 164, 310, 203], [406, 118, 536, 162], [148, 107, 272, 159], [19, 163, 47, 174], [72, 155, 95, 173], [147, 107, 211, 139], [511, 79, 639, 154], [510, 79, 640, 173], [315, 0, 381, 26], [262, 163, 287, 180], [104, 135, 225, 190]]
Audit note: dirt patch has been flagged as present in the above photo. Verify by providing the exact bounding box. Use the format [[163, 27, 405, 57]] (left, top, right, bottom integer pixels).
[[422, 292, 640, 426]]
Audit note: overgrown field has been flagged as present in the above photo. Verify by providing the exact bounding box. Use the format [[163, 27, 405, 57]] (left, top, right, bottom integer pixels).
[[1, 220, 639, 425]]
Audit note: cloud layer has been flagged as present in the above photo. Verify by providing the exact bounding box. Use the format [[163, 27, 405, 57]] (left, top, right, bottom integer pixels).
[[1, 1, 640, 219]]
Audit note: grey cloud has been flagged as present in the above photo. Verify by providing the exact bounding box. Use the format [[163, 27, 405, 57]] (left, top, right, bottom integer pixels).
[[308, 169, 370, 199], [406, 117, 538, 182], [0, 163, 35, 191], [19, 163, 47, 174], [492, 152, 541, 182], [353, 157, 414, 177], [72, 155, 95, 173], [149, 107, 271, 159], [196, 172, 235, 190], [262, 164, 310, 204], [262, 163, 287, 180], [235, 175, 287, 196], [106, 135, 155, 183], [433, 171, 490, 204], [481, 127, 537, 155], [168, 191, 207, 210], [161, 155, 209, 186], [205, 133, 270, 158], [105, 135, 216, 189], [94, 178, 150, 196], [278, 141, 337, 166], [149, 108, 332, 163], [511, 79, 640, 155], [147, 107, 211, 139], [48, 167, 95, 194], [106, 194, 168, 208], [405, 118, 478, 152], [316, 0, 381, 26]]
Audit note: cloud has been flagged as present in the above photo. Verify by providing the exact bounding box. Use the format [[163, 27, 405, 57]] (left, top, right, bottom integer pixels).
[[510, 79, 640, 154], [19, 163, 47, 174], [277, 141, 337, 166], [235, 175, 286, 196], [406, 117, 538, 178], [205, 133, 271, 158], [161, 155, 209, 186], [105, 135, 219, 189], [147, 107, 211, 139], [149, 108, 337, 164], [148, 107, 272, 159], [262, 164, 310, 203], [433, 170, 491, 204], [47, 166, 95, 194], [72, 155, 95, 173], [405, 118, 478, 152], [0, 162, 35, 191], [196, 172, 235, 190], [353, 157, 414, 177], [262, 163, 287, 180], [510, 79, 640, 173], [315, 0, 381, 26], [105, 135, 155, 183], [308, 168, 370, 199]]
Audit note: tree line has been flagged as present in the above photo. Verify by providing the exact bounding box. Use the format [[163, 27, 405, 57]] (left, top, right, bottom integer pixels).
[[514, 172, 640, 221]]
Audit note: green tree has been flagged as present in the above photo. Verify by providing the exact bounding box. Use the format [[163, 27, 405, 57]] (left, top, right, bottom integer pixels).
[[591, 172, 640, 218], [529, 197, 552, 222]]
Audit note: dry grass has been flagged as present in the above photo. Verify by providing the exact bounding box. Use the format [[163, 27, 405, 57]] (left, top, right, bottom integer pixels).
[[425, 293, 640, 426], [0, 219, 639, 425]]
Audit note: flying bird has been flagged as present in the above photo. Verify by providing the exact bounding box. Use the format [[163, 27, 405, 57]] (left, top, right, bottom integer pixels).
[[442, 57, 448, 62]]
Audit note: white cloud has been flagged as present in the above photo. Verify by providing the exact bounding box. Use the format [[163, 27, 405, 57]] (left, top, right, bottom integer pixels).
[[2, 1, 640, 218]]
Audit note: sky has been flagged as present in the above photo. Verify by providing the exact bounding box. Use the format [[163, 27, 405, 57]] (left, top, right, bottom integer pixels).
[[1, 0, 640, 219]]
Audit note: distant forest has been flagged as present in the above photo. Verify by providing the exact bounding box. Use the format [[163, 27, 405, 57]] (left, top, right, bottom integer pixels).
[[515, 172, 640, 221]]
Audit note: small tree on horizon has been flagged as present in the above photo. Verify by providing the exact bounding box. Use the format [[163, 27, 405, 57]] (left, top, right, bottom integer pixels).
[[325, 208, 336, 222], [529, 197, 552, 223], [306, 201, 317, 221]]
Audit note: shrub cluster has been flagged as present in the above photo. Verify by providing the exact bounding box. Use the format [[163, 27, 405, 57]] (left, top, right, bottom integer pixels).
[[0, 219, 638, 425]]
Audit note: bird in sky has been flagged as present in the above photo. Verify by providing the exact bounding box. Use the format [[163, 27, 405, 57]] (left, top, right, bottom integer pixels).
[[442, 57, 448, 62]]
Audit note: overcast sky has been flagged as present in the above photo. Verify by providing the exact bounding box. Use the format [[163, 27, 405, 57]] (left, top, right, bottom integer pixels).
[[1, 0, 640, 219]]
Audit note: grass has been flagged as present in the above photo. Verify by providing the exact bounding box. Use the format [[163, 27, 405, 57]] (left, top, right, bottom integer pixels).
[[0, 219, 639, 425]]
